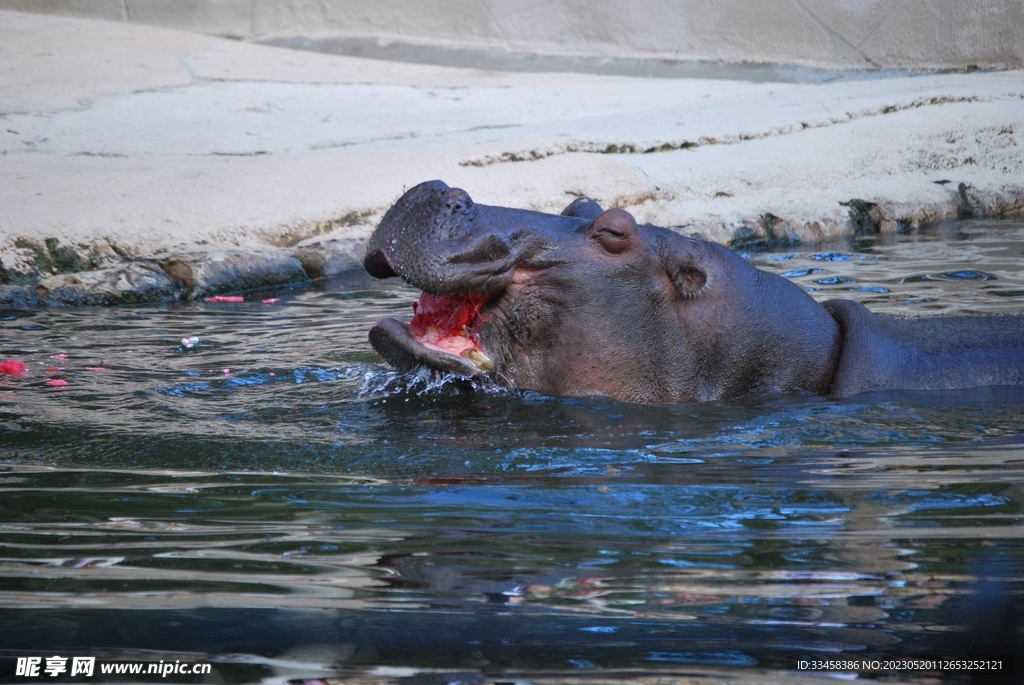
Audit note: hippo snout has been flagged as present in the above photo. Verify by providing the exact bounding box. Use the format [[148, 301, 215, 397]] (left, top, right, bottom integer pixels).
[[364, 181, 450, 278], [364, 180, 524, 295]]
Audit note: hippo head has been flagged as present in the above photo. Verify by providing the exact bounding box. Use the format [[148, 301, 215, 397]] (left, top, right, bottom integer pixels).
[[365, 180, 840, 403]]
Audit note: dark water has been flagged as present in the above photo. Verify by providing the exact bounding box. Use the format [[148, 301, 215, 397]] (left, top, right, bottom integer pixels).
[[259, 35, 921, 84], [1, 221, 1023, 684]]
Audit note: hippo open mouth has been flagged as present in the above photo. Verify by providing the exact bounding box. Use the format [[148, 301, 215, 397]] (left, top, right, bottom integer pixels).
[[363, 179, 579, 379], [368, 290, 498, 377]]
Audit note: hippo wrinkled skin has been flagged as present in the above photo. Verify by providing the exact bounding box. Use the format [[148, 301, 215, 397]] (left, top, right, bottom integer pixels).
[[365, 180, 1024, 403]]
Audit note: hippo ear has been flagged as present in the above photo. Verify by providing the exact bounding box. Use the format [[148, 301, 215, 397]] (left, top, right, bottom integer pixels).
[[662, 241, 709, 299], [561, 197, 603, 220], [588, 208, 638, 255]]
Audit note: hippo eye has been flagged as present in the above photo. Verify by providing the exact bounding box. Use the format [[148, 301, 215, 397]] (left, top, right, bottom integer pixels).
[[594, 227, 630, 254], [588, 208, 637, 255]]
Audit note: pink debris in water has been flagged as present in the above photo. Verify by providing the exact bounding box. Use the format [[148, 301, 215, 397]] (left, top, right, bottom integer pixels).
[[269, 372, 275, 376], [0, 360, 27, 377], [52, 353, 68, 360], [205, 295, 245, 303], [262, 298, 280, 304], [85, 366, 106, 372], [222, 368, 230, 375], [45, 379, 68, 387]]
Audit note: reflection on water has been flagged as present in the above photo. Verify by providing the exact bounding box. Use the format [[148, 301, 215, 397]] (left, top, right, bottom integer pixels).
[[1, 222, 1023, 683], [748, 220, 1024, 314]]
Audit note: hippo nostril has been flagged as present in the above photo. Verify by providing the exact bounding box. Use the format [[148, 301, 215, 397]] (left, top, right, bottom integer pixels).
[[364, 250, 397, 279]]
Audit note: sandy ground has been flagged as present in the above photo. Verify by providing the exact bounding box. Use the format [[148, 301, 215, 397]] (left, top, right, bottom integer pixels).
[[1, 10, 1023, 302]]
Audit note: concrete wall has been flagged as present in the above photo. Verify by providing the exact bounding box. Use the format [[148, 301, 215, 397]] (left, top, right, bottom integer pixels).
[[3, 0, 1022, 70]]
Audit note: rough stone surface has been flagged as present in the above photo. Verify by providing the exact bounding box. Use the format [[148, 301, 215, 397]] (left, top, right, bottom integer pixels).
[[35, 263, 175, 307], [152, 250, 310, 301], [291, 240, 364, 280], [0, 285, 40, 309]]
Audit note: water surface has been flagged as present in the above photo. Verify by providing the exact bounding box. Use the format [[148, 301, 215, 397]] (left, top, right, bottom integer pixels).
[[1, 221, 1023, 683]]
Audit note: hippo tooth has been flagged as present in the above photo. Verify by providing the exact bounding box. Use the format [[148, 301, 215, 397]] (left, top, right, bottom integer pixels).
[[462, 348, 494, 370]]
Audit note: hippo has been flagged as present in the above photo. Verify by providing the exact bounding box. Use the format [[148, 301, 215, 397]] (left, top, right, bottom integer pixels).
[[364, 180, 1024, 404]]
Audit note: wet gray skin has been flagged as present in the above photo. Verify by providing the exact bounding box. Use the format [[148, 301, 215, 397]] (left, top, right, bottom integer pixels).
[[366, 181, 1024, 403], [364, 180, 842, 403]]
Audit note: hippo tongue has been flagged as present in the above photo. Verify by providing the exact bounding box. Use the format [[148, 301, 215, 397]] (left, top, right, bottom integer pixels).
[[408, 292, 496, 364]]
